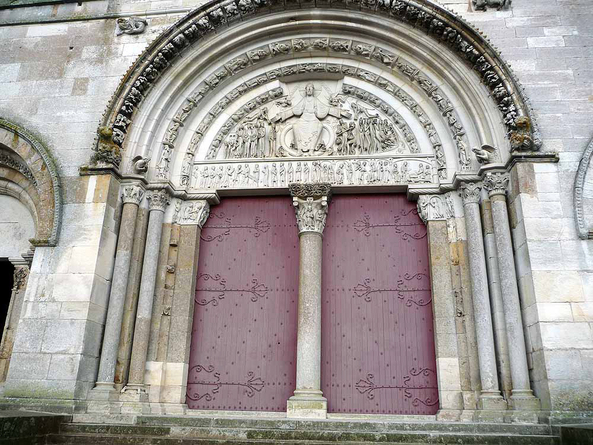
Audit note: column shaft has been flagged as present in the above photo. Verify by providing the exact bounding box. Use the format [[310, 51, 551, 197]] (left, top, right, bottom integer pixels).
[[126, 191, 168, 389], [481, 199, 513, 399], [95, 185, 143, 388], [460, 183, 504, 409]]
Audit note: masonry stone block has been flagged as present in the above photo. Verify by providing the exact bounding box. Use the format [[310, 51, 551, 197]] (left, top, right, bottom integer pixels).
[[540, 322, 593, 350], [6, 352, 50, 380]]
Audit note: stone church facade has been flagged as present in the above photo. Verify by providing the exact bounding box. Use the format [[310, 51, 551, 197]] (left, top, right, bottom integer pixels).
[[0, 0, 591, 425]]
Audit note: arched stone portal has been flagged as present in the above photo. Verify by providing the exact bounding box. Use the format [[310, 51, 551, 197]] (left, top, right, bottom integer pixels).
[[84, 0, 556, 422]]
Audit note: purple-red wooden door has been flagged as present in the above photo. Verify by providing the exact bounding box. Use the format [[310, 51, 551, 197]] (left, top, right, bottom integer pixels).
[[186, 197, 299, 411], [321, 194, 438, 415]]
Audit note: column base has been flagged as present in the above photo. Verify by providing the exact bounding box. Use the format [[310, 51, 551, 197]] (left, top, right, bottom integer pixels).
[[120, 384, 149, 402], [477, 391, 508, 411], [510, 390, 541, 411], [87, 382, 120, 401], [287, 390, 327, 419]]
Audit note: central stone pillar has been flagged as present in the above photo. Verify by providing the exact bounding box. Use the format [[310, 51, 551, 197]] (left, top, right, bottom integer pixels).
[[460, 182, 506, 413], [92, 183, 144, 397], [287, 183, 331, 419], [483, 172, 540, 414], [122, 189, 170, 402]]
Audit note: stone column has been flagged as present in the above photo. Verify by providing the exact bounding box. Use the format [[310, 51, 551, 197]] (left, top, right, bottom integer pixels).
[[123, 189, 170, 399], [0, 261, 29, 382], [481, 197, 513, 400], [460, 182, 505, 411], [287, 183, 330, 419], [483, 172, 540, 411], [92, 184, 144, 395]]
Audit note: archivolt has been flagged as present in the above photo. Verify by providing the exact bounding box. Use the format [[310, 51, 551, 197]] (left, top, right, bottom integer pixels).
[[95, 0, 541, 167], [0, 118, 62, 247]]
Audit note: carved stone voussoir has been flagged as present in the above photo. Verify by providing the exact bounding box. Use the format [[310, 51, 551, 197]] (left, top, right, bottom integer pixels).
[[417, 194, 455, 223], [460, 182, 482, 205], [289, 182, 332, 200], [293, 195, 329, 235], [179, 200, 210, 228], [483, 171, 510, 197], [147, 189, 170, 212], [121, 184, 145, 205]]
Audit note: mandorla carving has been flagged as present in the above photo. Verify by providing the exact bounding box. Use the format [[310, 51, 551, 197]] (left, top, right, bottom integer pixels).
[[292, 195, 329, 235], [216, 81, 410, 160]]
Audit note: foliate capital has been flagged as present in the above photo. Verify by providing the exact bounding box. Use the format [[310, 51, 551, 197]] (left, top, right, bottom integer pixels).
[[147, 189, 170, 212], [483, 171, 510, 197], [121, 184, 144, 205], [289, 182, 332, 200], [460, 182, 482, 205], [417, 194, 455, 223], [179, 200, 210, 228]]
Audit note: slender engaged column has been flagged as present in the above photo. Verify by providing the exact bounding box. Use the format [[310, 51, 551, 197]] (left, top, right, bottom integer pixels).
[[287, 183, 330, 419], [481, 198, 513, 400], [483, 172, 540, 411], [93, 184, 144, 394], [460, 182, 505, 411], [123, 189, 170, 397]]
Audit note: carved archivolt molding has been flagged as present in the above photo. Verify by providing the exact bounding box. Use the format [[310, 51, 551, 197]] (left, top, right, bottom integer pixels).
[[155, 47, 472, 184], [575, 137, 593, 240], [0, 118, 62, 247], [97, 0, 541, 168]]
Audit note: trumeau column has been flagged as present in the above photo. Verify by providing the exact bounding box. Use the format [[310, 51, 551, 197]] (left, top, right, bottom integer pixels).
[[483, 172, 540, 413], [287, 183, 330, 419], [460, 182, 506, 412], [122, 189, 170, 401], [92, 183, 144, 397]]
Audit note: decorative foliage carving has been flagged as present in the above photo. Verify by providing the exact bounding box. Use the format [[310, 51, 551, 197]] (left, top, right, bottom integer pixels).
[[574, 137, 593, 240], [473, 0, 511, 11], [289, 184, 331, 234], [147, 189, 170, 212], [460, 182, 482, 205], [192, 158, 435, 190], [417, 194, 454, 223], [483, 171, 510, 197], [100, 0, 540, 156], [116, 17, 148, 36], [179, 200, 210, 227], [121, 184, 144, 205]]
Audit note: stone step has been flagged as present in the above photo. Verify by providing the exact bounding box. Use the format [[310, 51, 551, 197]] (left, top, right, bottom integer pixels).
[[52, 423, 561, 444], [133, 415, 553, 435]]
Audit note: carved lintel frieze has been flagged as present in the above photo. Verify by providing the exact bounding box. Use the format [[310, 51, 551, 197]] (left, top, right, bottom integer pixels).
[[147, 189, 170, 212], [179, 200, 210, 228], [417, 194, 455, 223], [121, 184, 145, 205], [483, 171, 510, 197], [460, 182, 482, 205]]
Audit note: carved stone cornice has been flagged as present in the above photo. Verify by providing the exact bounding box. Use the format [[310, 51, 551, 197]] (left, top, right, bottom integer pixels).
[[460, 182, 482, 205], [147, 189, 170, 212], [483, 171, 510, 197], [289, 183, 332, 200], [417, 194, 454, 223], [121, 184, 145, 205], [178, 200, 210, 228], [290, 183, 331, 235]]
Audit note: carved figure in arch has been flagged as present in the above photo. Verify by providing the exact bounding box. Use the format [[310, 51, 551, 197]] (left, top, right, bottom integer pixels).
[[271, 83, 351, 155]]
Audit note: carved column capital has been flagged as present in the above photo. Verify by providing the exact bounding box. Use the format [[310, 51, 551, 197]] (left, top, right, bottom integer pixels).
[[178, 200, 210, 228], [460, 182, 482, 205], [289, 183, 331, 235], [121, 184, 145, 205], [417, 194, 455, 223], [147, 189, 170, 212], [483, 171, 510, 197]]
